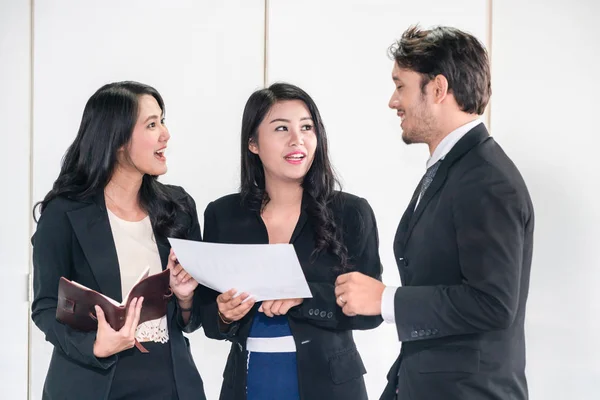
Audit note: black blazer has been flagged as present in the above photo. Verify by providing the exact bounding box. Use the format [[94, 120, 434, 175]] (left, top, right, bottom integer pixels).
[[31, 186, 206, 400], [186, 192, 383, 400], [381, 124, 534, 400]]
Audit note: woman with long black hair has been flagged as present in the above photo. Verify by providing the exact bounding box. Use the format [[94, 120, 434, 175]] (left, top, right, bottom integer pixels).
[[177, 83, 383, 400], [31, 81, 205, 400]]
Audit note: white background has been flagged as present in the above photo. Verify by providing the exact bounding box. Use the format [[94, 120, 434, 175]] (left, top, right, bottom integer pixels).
[[0, 0, 598, 399]]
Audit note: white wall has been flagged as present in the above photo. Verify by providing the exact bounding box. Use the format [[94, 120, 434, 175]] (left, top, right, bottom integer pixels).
[[0, 0, 31, 398], [492, 1, 600, 398], [0, 1, 597, 399]]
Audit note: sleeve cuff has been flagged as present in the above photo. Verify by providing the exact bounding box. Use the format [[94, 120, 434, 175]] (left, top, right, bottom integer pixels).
[[381, 286, 398, 324]]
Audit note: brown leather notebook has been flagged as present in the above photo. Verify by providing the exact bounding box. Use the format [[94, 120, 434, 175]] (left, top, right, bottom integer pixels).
[[56, 267, 172, 353]]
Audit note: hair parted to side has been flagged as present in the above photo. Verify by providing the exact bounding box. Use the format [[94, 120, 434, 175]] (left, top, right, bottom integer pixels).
[[389, 25, 491, 115]]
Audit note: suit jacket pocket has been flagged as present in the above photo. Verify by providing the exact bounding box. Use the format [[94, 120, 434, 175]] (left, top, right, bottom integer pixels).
[[418, 346, 480, 374], [329, 348, 367, 384]]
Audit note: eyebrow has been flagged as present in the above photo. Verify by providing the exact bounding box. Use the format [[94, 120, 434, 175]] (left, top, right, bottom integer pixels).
[[269, 117, 313, 124], [143, 115, 161, 124], [392, 76, 402, 82]]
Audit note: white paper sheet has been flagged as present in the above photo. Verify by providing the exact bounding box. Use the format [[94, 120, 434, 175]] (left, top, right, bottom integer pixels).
[[168, 238, 313, 301]]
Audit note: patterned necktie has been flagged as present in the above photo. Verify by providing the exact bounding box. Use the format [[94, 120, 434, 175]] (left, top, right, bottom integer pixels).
[[419, 160, 442, 199]]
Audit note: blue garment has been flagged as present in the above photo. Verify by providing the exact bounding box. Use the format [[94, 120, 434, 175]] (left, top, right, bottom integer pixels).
[[246, 311, 300, 400]]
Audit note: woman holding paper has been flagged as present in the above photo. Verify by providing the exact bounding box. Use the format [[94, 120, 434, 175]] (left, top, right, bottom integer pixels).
[[31, 81, 206, 400], [177, 83, 383, 400]]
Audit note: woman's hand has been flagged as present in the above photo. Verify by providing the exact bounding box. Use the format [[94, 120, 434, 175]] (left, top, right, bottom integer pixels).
[[216, 289, 255, 323], [168, 249, 198, 303], [93, 297, 143, 358], [258, 298, 303, 317]]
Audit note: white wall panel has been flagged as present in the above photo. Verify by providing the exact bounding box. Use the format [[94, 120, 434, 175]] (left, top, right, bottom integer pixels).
[[492, 1, 600, 398], [0, 0, 31, 398]]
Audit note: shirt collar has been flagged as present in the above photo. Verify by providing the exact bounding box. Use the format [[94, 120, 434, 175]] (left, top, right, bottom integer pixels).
[[426, 119, 483, 169]]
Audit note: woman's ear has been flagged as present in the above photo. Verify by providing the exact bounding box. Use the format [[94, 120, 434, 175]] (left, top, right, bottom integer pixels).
[[248, 138, 259, 155]]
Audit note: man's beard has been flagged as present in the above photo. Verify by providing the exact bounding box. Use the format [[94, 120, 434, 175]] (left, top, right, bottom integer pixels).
[[402, 99, 435, 144]]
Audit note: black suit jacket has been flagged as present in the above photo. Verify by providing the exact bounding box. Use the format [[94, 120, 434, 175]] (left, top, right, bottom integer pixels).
[[381, 124, 534, 400], [186, 192, 383, 400], [31, 186, 206, 400]]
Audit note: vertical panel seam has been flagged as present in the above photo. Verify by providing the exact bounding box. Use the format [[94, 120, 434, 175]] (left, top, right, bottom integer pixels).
[[487, 0, 493, 134], [263, 0, 269, 86], [27, 0, 34, 398]]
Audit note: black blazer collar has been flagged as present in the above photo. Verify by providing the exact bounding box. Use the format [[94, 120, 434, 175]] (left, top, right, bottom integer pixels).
[[403, 123, 490, 246]]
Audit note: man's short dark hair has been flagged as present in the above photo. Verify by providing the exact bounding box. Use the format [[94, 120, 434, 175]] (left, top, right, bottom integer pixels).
[[389, 25, 491, 115]]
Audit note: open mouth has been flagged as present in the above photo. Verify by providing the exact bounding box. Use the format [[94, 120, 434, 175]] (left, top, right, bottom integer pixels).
[[284, 152, 306, 164], [154, 148, 166, 162], [397, 111, 406, 127]]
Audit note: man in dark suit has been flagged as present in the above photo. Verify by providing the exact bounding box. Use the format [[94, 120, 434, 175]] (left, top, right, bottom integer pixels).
[[334, 25, 534, 400]]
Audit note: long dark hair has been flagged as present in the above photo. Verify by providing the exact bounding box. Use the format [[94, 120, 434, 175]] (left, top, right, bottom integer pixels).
[[240, 83, 349, 269], [34, 81, 192, 238]]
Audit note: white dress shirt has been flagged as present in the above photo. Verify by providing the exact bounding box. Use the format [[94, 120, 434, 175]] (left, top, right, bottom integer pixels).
[[381, 119, 483, 324]]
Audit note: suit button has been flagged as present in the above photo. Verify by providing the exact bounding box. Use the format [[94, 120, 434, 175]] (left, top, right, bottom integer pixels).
[[320, 311, 326, 318], [411, 330, 418, 338], [432, 329, 438, 335], [314, 309, 320, 315], [418, 330, 425, 337], [327, 312, 333, 319], [425, 329, 431, 336], [308, 309, 314, 316]]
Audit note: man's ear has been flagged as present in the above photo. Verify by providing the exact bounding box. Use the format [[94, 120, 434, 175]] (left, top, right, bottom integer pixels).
[[432, 74, 449, 104]]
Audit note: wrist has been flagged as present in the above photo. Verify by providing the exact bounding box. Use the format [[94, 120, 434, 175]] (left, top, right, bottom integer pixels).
[[218, 310, 233, 324], [177, 297, 193, 311], [93, 340, 108, 358]]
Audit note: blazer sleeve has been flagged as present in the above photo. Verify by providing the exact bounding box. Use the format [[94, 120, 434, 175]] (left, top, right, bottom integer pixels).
[[393, 164, 531, 341], [288, 197, 384, 331], [31, 200, 116, 369]]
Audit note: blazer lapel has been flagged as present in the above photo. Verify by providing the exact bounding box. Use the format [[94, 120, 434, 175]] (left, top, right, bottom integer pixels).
[[405, 161, 451, 240], [155, 235, 171, 271], [290, 193, 310, 244], [403, 123, 491, 247], [394, 180, 422, 249], [66, 191, 123, 302]]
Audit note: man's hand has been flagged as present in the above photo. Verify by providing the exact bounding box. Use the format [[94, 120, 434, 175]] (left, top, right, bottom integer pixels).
[[334, 272, 384, 316]]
